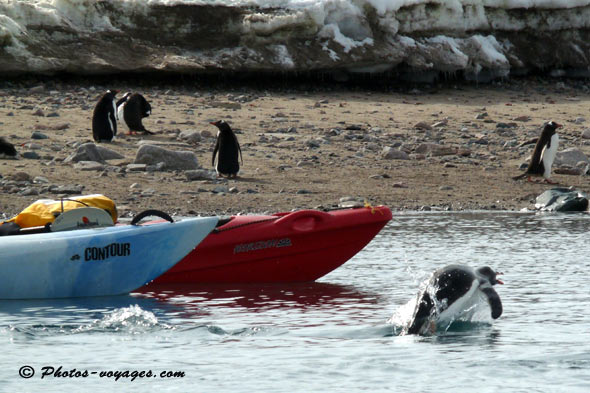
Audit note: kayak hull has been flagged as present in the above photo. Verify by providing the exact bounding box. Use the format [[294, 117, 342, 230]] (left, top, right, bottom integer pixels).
[[0, 217, 218, 299], [154, 206, 391, 284]]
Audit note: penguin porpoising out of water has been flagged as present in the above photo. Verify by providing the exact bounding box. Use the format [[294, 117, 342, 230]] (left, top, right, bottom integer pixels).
[[92, 90, 119, 142], [513, 121, 562, 184], [116, 92, 154, 135], [210, 120, 243, 178], [405, 265, 503, 335], [0, 136, 17, 159]]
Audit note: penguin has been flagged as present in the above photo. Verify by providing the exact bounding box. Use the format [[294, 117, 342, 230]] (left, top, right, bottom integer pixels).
[[210, 120, 243, 178], [513, 121, 562, 183], [405, 265, 503, 335], [0, 136, 17, 159], [116, 92, 154, 135], [92, 89, 119, 142]]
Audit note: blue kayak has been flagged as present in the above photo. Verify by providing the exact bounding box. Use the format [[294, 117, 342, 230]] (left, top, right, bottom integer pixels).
[[0, 216, 218, 299]]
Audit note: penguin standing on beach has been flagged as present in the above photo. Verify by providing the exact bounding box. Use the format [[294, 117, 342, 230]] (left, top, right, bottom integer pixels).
[[0, 136, 17, 159], [92, 90, 119, 142], [405, 265, 503, 335], [210, 120, 243, 178], [513, 121, 562, 183], [116, 92, 154, 135]]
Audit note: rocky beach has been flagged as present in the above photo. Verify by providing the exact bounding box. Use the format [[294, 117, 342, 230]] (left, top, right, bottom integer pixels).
[[1, 76, 590, 220]]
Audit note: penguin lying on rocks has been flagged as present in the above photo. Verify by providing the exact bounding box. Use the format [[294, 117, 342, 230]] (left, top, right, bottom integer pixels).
[[210, 120, 243, 178], [92, 90, 119, 142], [405, 265, 503, 335], [116, 92, 154, 135], [513, 121, 561, 183]]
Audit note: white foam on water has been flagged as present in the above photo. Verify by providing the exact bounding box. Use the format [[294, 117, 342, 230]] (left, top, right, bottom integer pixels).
[[96, 305, 159, 332]]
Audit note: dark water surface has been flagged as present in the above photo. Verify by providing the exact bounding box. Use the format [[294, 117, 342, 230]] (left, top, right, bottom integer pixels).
[[1, 212, 589, 392]]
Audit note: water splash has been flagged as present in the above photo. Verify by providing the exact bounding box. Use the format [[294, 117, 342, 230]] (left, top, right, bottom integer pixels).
[[88, 305, 167, 334], [3, 305, 172, 336]]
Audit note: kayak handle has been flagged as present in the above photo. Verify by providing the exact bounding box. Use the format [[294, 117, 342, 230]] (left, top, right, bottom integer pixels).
[[131, 210, 174, 225], [275, 209, 330, 231]]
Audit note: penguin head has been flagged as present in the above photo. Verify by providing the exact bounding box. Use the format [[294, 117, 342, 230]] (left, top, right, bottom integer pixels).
[[210, 120, 233, 133], [545, 121, 562, 134], [105, 89, 119, 99], [476, 266, 504, 286]]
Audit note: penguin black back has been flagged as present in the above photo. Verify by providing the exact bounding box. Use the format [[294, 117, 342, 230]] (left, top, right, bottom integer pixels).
[[92, 90, 119, 142], [210, 120, 243, 178], [120, 93, 153, 134], [0, 136, 17, 158]]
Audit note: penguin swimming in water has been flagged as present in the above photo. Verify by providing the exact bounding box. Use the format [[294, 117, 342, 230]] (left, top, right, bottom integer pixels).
[[116, 92, 154, 135], [513, 121, 562, 183], [210, 120, 243, 178], [405, 265, 503, 335], [0, 136, 17, 159], [92, 90, 119, 142]]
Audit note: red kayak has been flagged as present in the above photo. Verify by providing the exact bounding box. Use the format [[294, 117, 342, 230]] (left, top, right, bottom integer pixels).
[[153, 205, 392, 284]]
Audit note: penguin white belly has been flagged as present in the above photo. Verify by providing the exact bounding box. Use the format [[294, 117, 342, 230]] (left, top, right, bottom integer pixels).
[[437, 280, 480, 326], [117, 104, 128, 131], [541, 133, 559, 178], [214, 130, 221, 174]]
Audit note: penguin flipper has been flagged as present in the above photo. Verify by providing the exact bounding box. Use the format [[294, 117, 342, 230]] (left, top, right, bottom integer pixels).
[[231, 132, 243, 165], [109, 111, 117, 137], [518, 137, 538, 148], [212, 139, 220, 167], [481, 287, 502, 319], [116, 97, 127, 108], [406, 292, 434, 335]]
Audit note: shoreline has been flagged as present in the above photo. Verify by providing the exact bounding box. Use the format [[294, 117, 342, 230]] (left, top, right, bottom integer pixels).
[[1, 76, 590, 219]]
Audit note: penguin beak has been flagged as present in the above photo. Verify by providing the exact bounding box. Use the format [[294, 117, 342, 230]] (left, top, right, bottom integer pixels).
[[209, 121, 219, 126], [555, 122, 563, 129], [495, 271, 504, 285]]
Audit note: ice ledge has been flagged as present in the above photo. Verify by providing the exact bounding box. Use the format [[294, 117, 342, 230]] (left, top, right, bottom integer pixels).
[[1, 1, 589, 82]]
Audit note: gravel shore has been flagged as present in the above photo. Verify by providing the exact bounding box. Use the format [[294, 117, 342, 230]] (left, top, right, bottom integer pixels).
[[2, 76, 590, 219]]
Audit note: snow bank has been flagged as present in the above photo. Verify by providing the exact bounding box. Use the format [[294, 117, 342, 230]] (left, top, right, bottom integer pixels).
[[1, 0, 590, 80]]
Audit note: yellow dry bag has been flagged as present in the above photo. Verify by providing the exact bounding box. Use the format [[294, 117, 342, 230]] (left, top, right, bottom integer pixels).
[[4, 194, 117, 228]]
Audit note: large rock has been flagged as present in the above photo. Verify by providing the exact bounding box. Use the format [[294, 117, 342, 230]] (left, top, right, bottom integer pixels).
[[535, 187, 589, 212], [73, 161, 105, 171], [185, 169, 217, 181], [415, 143, 457, 157], [382, 146, 409, 160], [64, 143, 124, 163], [554, 148, 590, 167], [179, 131, 202, 144], [134, 144, 199, 171]]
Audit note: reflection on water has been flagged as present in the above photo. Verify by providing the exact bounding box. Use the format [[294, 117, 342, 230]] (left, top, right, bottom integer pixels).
[[136, 282, 380, 311]]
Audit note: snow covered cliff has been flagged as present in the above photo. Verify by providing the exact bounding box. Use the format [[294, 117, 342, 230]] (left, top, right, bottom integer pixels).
[[1, 0, 590, 81]]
